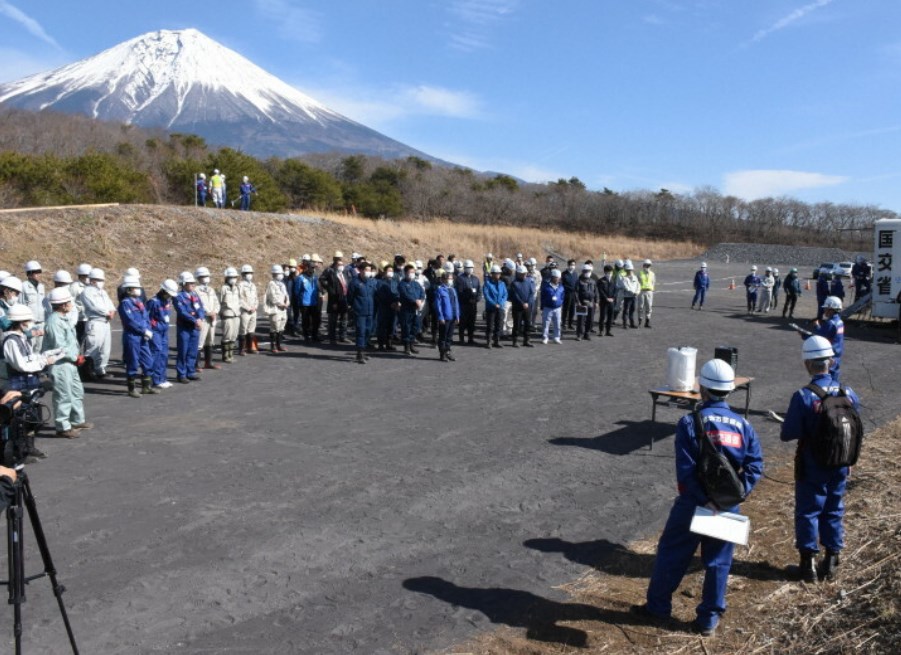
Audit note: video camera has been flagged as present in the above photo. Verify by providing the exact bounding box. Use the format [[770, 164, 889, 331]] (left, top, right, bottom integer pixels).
[[0, 386, 49, 467]]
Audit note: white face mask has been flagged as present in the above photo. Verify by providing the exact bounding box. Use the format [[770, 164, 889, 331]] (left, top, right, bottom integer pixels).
[[386, 270, 394, 278], [129, 287, 141, 297], [199, 277, 210, 285], [568, 266, 576, 272], [275, 274, 284, 281], [244, 274, 253, 282], [406, 273, 415, 281], [366, 271, 375, 279], [337, 265, 345, 273], [446, 278, 454, 285], [95, 281, 105, 289]]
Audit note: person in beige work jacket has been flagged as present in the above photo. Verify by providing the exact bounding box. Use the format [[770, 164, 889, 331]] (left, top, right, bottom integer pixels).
[[264, 264, 290, 353], [237, 264, 259, 355], [218, 267, 241, 363], [194, 266, 221, 370]]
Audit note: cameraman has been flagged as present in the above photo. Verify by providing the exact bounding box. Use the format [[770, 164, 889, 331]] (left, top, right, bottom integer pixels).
[[2, 305, 57, 459]]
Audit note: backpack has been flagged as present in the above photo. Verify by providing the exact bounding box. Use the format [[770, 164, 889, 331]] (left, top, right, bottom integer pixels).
[[693, 411, 746, 510], [804, 384, 863, 468]]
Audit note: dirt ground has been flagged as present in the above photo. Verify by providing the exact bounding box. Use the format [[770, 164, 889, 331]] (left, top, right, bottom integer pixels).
[[7, 256, 900, 654]]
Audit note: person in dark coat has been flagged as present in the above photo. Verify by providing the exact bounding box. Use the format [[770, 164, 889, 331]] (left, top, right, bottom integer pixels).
[[375, 263, 400, 351], [319, 252, 350, 345], [454, 260, 481, 345], [347, 262, 378, 364], [434, 268, 460, 361], [398, 264, 425, 355], [574, 263, 598, 340], [596, 265, 616, 336], [508, 265, 535, 348], [561, 259, 579, 330]]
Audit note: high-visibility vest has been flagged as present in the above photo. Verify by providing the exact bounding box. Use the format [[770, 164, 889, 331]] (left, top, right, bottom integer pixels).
[[210, 174, 224, 190], [638, 269, 655, 291]]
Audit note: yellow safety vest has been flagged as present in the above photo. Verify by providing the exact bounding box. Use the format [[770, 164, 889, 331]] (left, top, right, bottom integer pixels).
[[638, 269, 655, 291], [210, 174, 223, 190]]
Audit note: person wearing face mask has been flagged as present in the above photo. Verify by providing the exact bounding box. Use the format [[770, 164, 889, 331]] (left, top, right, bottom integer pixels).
[[541, 269, 565, 344], [434, 265, 460, 361], [454, 260, 481, 346], [264, 264, 290, 353], [398, 264, 425, 355], [376, 262, 400, 352], [597, 265, 616, 336], [0, 276, 24, 357], [147, 279, 178, 388], [612, 259, 625, 321], [70, 263, 92, 345], [617, 261, 641, 329], [526, 258, 542, 331], [509, 265, 535, 348], [44, 270, 79, 330], [117, 267, 146, 303], [637, 259, 656, 328], [238, 264, 259, 355], [218, 268, 241, 363], [574, 263, 598, 340], [43, 287, 91, 438], [561, 259, 579, 332], [195, 267, 222, 370], [414, 262, 430, 343], [320, 251, 350, 345], [483, 265, 508, 348], [175, 272, 206, 383], [295, 256, 322, 343], [118, 276, 158, 398], [79, 268, 116, 380], [283, 258, 299, 336], [347, 262, 378, 364], [22, 261, 46, 352]]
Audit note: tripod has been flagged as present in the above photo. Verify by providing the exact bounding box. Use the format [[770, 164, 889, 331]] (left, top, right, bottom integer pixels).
[[1, 469, 79, 654]]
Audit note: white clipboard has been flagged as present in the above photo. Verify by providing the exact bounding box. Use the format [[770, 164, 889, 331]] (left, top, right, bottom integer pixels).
[[689, 506, 750, 546]]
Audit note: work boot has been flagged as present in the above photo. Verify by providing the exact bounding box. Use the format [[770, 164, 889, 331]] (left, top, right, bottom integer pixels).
[[55, 429, 80, 439], [799, 552, 818, 583], [356, 349, 366, 365], [511, 339, 519, 347], [204, 345, 221, 369], [127, 377, 141, 399], [221, 341, 230, 363], [26, 434, 47, 458], [269, 332, 278, 353], [446, 349, 456, 361], [439, 347, 447, 362], [141, 377, 160, 395], [645, 319, 651, 328], [404, 344, 412, 355], [630, 321, 638, 328], [409, 343, 420, 354], [493, 338, 503, 348], [237, 337, 245, 356], [277, 333, 287, 352], [606, 329, 614, 336], [819, 551, 841, 581]]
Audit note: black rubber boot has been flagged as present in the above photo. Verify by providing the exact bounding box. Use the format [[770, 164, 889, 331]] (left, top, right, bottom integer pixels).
[[142, 376, 160, 395], [800, 552, 818, 583], [270, 332, 278, 353], [356, 349, 366, 364], [26, 434, 46, 459], [819, 551, 841, 581], [445, 348, 456, 362], [127, 377, 141, 399], [439, 347, 447, 362], [645, 319, 651, 328], [409, 342, 419, 354]]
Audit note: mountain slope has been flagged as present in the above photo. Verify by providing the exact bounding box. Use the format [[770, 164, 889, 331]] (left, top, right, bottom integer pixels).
[[0, 29, 434, 160]]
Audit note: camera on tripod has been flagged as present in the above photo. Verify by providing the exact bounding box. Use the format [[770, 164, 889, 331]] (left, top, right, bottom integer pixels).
[[0, 385, 50, 468]]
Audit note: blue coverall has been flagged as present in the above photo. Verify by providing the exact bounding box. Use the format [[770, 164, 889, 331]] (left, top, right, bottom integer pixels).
[[397, 278, 424, 345], [692, 269, 710, 308], [804, 314, 844, 381], [376, 276, 400, 347], [743, 274, 761, 312], [646, 399, 763, 631], [239, 181, 256, 210], [146, 293, 172, 385], [117, 296, 153, 378], [174, 290, 205, 379], [348, 276, 377, 349], [780, 374, 859, 555], [434, 283, 460, 352]]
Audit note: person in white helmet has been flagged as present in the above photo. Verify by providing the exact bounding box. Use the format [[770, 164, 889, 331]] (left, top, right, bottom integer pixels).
[[264, 264, 290, 353], [44, 270, 78, 329], [0, 277, 25, 374], [770, 268, 781, 311], [239, 176, 257, 211], [454, 260, 481, 345], [71, 263, 92, 344], [525, 258, 541, 329], [795, 296, 845, 382], [79, 268, 116, 379], [218, 268, 241, 363], [174, 273, 206, 382], [194, 267, 221, 370], [21, 261, 46, 352], [743, 266, 762, 315], [611, 259, 625, 321], [237, 265, 259, 354], [209, 169, 225, 208], [780, 336, 861, 583], [637, 259, 655, 328], [147, 279, 178, 388], [196, 172, 208, 206], [616, 261, 640, 328], [691, 263, 709, 310], [43, 288, 91, 438], [634, 359, 763, 637], [117, 267, 146, 303], [757, 267, 775, 313], [118, 276, 158, 398]]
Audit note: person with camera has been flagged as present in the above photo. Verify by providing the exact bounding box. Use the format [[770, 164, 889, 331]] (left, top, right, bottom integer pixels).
[[632, 360, 763, 637], [43, 287, 91, 438], [2, 305, 57, 459]]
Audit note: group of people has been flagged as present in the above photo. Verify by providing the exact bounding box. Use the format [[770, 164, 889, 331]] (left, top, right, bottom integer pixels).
[[195, 170, 257, 210]]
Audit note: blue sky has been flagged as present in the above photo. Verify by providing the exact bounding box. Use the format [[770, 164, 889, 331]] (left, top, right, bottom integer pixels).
[[1, 0, 900, 211]]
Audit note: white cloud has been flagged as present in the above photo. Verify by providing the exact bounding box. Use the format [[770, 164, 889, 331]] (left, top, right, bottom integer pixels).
[[447, 0, 519, 52], [0, 47, 67, 83], [254, 0, 321, 44], [0, 1, 61, 49], [750, 0, 833, 44], [722, 169, 847, 200]]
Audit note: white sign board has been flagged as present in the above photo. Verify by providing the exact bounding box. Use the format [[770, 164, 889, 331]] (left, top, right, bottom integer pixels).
[[873, 219, 901, 319]]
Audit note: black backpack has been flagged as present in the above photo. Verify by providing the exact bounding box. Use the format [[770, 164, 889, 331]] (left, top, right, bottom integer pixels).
[[804, 384, 863, 468], [693, 411, 746, 510]]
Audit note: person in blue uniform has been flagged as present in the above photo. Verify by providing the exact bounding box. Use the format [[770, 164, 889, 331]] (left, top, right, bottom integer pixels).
[[398, 264, 424, 356], [117, 276, 158, 398], [509, 265, 535, 347], [454, 260, 481, 345], [174, 272, 206, 383], [633, 359, 763, 636], [743, 265, 761, 315], [815, 271, 831, 321], [482, 265, 507, 348], [347, 262, 378, 364], [239, 176, 256, 210], [434, 267, 460, 362], [691, 262, 710, 310], [796, 296, 844, 382], [780, 335, 860, 582], [782, 267, 802, 319], [196, 173, 207, 206], [376, 263, 400, 352], [146, 279, 177, 390]]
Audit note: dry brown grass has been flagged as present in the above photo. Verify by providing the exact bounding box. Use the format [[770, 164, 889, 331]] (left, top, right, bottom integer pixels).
[[0, 205, 701, 284], [443, 417, 901, 655]]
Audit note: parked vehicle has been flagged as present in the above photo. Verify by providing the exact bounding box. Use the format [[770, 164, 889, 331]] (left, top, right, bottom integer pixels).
[[812, 262, 834, 279], [832, 261, 853, 278]]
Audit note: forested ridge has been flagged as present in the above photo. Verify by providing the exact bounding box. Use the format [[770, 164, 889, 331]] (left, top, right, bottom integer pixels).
[[0, 109, 890, 250]]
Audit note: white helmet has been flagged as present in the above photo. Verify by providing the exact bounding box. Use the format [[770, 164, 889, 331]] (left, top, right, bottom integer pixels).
[[224, 267, 238, 278], [199, 173, 206, 180], [516, 265, 527, 274], [551, 268, 562, 278], [180, 272, 196, 285], [414, 260, 423, 270], [773, 268, 779, 275], [48, 287, 73, 304], [213, 169, 220, 175], [240, 264, 254, 274], [822, 296, 842, 310], [160, 279, 179, 296], [485, 253, 493, 259], [271, 264, 283, 275], [1, 276, 23, 293], [700, 262, 708, 268], [243, 176, 249, 182], [802, 335, 835, 360], [765, 266, 773, 273], [53, 270, 73, 284], [615, 259, 624, 268], [582, 263, 594, 271], [24, 260, 41, 273], [643, 259, 652, 266], [89, 268, 105, 281], [122, 275, 142, 289], [443, 263, 454, 273], [699, 359, 736, 392], [463, 259, 474, 269], [7, 305, 33, 322], [750, 265, 758, 271], [490, 264, 502, 274], [624, 261, 635, 271], [125, 267, 140, 278], [349, 253, 359, 261], [453, 260, 463, 270], [195, 266, 211, 278], [528, 257, 537, 266], [0, 271, 9, 283], [302, 254, 312, 262], [76, 263, 92, 276]]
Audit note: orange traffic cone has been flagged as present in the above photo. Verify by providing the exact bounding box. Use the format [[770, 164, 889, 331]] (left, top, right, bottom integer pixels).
[[729, 278, 735, 290], [805, 279, 811, 291]]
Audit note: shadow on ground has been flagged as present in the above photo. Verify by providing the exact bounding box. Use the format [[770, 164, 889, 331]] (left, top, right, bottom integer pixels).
[[549, 420, 675, 455]]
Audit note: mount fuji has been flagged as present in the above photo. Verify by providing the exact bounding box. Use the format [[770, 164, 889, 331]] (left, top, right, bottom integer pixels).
[[0, 29, 436, 161]]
